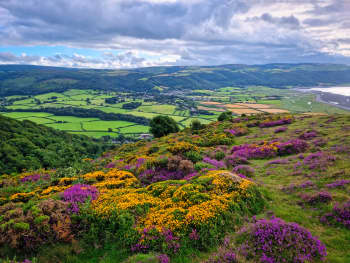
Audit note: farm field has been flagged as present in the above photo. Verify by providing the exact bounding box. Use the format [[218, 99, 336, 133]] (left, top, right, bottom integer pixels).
[[0, 111, 149, 138], [0, 89, 219, 137], [1, 86, 349, 139], [195, 86, 350, 115]]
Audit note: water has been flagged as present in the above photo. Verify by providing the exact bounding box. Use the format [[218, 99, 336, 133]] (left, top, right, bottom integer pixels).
[[310, 87, 350, 96]]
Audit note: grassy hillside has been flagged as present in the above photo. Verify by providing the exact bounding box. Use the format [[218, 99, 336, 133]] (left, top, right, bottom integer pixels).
[[2, 64, 350, 96], [0, 114, 109, 174], [0, 113, 349, 262]]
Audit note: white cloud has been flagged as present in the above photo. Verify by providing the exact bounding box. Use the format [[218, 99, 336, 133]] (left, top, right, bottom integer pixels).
[[0, 0, 349, 68]]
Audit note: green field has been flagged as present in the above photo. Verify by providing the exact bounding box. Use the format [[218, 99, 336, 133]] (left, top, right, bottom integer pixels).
[[83, 120, 135, 131], [2, 86, 349, 139]]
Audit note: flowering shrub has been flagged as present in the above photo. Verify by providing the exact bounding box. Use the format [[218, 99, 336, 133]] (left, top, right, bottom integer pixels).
[[321, 200, 350, 229], [139, 168, 185, 185], [91, 170, 265, 251], [195, 133, 235, 147], [225, 126, 249, 137], [205, 249, 238, 263], [325, 179, 350, 189], [274, 126, 287, 133], [21, 173, 50, 183], [168, 142, 198, 154], [224, 155, 249, 167], [233, 165, 255, 178], [158, 254, 170, 263], [276, 139, 308, 155], [236, 217, 327, 263], [132, 227, 180, 255], [299, 131, 318, 140], [300, 191, 332, 206], [203, 157, 226, 169], [259, 118, 292, 128], [62, 184, 98, 213], [231, 142, 278, 159], [303, 152, 336, 171]]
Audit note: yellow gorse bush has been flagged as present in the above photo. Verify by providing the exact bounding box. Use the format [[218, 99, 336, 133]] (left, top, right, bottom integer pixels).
[[167, 142, 199, 154], [91, 169, 255, 233]]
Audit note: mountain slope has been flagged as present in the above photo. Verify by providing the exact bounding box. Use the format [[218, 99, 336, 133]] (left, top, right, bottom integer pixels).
[[0, 114, 109, 174], [2, 63, 350, 96], [0, 113, 349, 262]]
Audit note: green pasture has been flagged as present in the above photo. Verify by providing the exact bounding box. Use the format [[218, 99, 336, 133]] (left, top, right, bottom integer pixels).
[[1, 112, 53, 119], [48, 116, 99, 123], [70, 131, 119, 138], [138, 104, 176, 114], [119, 125, 150, 134], [83, 120, 135, 131], [45, 122, 83, 131]]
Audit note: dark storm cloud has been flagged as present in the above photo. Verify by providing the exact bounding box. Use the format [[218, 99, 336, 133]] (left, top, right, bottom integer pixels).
[[0, 0, 349, 68]]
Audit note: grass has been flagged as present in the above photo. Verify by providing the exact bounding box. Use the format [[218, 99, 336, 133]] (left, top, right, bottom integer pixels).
[[119, 125, 150, 134], [3, 86, 350, 139], [22, 117, 55, 124], [35, 92, 67, 100], [48, 116, 99, 123], [0, 112, 53, 119], [138, 104, 176, 114], [83, 120, 135, 131], [70, 131, 119, 138], [45, 122, 83, 131]]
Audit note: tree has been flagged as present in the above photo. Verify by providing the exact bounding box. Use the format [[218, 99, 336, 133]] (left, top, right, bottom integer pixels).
[[149, 115, 179, 138], [218, 111, 233, 121], [190, 119, 205, 132]]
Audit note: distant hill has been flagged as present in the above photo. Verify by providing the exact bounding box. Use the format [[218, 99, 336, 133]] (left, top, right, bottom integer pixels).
[[1, 63, 350, 96], [0, 114, 109, 174]]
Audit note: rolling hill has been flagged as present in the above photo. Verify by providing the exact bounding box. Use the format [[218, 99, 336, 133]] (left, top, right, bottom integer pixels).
[[1, 113, 349, 262], [2, 63, 350, 96]]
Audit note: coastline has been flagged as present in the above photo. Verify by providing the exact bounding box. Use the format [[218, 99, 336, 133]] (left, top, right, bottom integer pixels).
[[315, 93, 350, 111], [294, 87, 350, 112]]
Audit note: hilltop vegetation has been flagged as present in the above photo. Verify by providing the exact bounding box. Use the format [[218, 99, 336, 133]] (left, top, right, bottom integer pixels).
[[2, 64, 350, 96], [0, 114, 109, 174], [1, 113, 350, 262]]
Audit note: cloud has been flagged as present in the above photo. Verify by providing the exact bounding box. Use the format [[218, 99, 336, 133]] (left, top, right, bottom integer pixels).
[[0, 50, 173, 68], [0, 0, 349, 68]]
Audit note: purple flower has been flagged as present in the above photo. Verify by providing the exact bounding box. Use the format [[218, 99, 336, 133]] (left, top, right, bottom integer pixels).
[[189, 228, 200, 240], [274, 126, 287, 133], [139, 168, 185, 185], [259, 118, 292, 128], [321, 200, 350, 229], [326, 180, 350, 189], [105, 162, 116, 169], [300, 191, 332, 206], [299, 131, 318, 140], [21, 173, 50, 183], [62, 184, 98, 213], [303, 152, 336, 171], [203, 157, 226, 169], [238, 217, 327, 263], [157, 254, 170, 263], [276, 139, 308, 155]]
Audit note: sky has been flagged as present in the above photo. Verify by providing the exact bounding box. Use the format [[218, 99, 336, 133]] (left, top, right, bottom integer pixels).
[[0, 0, 350, 69]]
